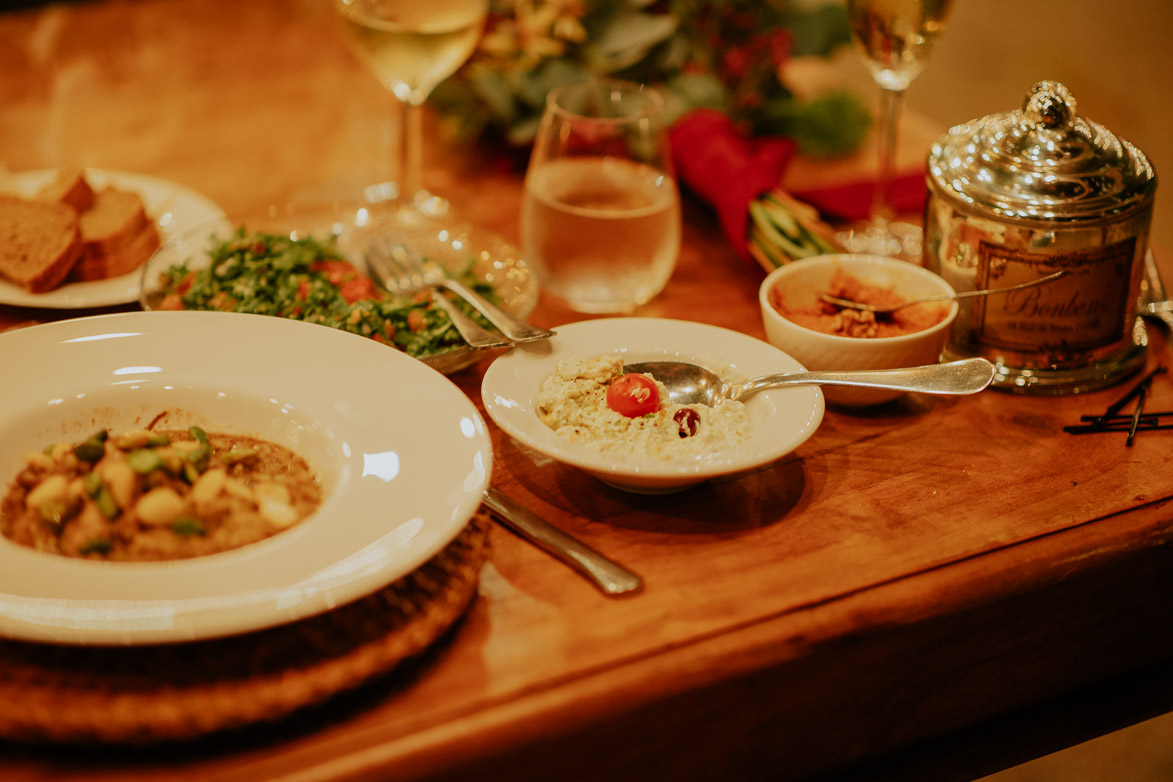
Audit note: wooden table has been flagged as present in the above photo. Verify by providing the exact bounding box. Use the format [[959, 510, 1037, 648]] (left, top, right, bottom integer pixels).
[[3, 2, 1173, 780]]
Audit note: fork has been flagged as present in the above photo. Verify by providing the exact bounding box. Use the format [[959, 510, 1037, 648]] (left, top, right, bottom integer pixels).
[[372, 238, 555, 344], [366, 243, 511, 350]]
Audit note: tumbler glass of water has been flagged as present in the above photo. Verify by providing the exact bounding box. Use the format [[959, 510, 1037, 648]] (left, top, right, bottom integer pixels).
[[521, 80, 681, 314]]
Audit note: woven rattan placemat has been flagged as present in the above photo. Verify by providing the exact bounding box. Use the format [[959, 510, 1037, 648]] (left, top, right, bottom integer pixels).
[[0, 510, 490, 744]]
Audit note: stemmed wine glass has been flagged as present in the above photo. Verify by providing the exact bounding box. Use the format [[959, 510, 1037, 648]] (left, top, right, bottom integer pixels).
[[335, 0, 488, 214], [840, 0, 955, 260]]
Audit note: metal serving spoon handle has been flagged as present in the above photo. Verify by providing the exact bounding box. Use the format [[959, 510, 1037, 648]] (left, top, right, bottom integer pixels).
[[625, 358, 995, 406], [820, 269, 1069, 314], [730, 358, 995, 400]]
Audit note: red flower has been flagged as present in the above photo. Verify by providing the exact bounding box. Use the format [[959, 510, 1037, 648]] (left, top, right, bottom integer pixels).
[[769, 29, 791, 68], [721, 47, 750, 81]]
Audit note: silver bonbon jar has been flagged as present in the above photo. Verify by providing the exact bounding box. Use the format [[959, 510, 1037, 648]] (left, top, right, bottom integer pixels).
[[924, 81, 1157, 393]]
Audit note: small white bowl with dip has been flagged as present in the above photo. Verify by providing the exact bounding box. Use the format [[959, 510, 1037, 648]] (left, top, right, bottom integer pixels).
[[481, 318, 824, 494], [760, 254, 959, 407]]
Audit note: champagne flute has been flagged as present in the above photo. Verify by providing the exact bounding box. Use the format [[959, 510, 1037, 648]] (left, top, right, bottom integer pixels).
[[841, 0, 955, 260], [335, 0, 487, 212], [521, 80, 681, 314]]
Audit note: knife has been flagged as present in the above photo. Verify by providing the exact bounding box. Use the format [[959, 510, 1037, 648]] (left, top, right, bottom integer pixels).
[[482, 487, 643, 596]]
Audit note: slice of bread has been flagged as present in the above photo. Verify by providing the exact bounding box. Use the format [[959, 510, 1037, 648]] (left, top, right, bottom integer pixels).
[[79, 187, 149, 257], [0, 196, 83, 292], [35, 167, 95, 213], [69, 220, 161, 282]]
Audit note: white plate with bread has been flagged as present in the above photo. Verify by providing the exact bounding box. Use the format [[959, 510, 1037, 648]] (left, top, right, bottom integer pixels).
[[0, 167, 225, 309]]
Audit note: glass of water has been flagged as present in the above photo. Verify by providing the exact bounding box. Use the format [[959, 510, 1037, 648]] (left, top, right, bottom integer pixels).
[[521, 80, 681, 314]]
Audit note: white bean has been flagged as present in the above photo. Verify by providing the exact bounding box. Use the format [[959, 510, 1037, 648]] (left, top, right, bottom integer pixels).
[[114, 429, 156, 449], [259, 497, 299, 528], [256, 482, 297, 527], [254, 482, 290, 504], [26, 474, 68, 511], [190, 468, 226, 506], [222, 477, 255, 502], [100, 460, 136, 511], [24, 451, 53, 470], [135, 487, 188, 526]]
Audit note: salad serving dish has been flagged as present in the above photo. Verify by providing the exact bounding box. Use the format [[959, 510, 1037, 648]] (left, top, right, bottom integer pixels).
[[140, 199, 540, 374]]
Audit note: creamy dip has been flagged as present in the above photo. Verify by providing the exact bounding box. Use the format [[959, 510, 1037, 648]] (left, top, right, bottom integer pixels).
[[535, 355, 751, 461], [769, 267, 947, 338]]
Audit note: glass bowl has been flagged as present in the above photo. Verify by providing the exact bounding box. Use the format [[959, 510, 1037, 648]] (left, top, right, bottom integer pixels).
[[140, 199, 539, 374]]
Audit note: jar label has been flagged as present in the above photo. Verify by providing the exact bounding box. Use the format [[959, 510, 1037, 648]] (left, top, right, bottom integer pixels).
[[974, 238, 1136, 355]]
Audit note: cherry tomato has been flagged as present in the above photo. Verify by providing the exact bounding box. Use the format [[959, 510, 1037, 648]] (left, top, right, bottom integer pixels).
[[338, 276, 377, 303], [309, 259, 358, 286], [407, 309, 428, 333], [157, 293, 186, 311], [607, 373, 661, 418], [175, 271, 197, 295]]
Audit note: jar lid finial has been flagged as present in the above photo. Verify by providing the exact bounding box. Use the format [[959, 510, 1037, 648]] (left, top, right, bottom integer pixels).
[[1023, 80, 1076, 131]]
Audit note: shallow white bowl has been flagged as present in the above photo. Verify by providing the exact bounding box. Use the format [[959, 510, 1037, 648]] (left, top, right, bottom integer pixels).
[[759, 254, 959, 407], [0, 310, 491, 645], [481, 318, 825, 494]]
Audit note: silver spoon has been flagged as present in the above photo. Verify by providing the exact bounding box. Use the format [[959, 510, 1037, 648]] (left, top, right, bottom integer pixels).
[[622, 358, 996, 406], [819, 269, 1070, 314]]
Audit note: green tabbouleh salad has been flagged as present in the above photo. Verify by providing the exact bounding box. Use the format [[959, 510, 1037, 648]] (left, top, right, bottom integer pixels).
[[155, 228, 498, 357]]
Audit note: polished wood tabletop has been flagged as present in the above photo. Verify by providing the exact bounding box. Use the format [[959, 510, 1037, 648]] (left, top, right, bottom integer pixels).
[[3, 2, 1173, 780]]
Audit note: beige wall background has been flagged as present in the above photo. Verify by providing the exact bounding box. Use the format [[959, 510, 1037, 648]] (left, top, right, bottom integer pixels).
[[829, 0, 1170, 253], [897, 0, 1171, 253]]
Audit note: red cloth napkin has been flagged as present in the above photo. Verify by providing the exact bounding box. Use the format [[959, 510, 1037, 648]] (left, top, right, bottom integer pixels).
[[670, 110, 795, 262], [669, 109, 927, 261], [793, 174, 927, 224]]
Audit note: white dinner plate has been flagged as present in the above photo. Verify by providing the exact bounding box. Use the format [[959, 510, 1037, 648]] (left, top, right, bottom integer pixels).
[[0, 311, 492, 645], [0, 168, 226, 309], [482, 318, 825, 493]]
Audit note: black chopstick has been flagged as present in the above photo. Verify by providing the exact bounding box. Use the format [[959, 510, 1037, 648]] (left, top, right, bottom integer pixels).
[[1079, 411, 1173, 422], [1095, 365, 1166, 422], [1065, 364, 1169, 442], [1063, 422, 1173, 435], [1126, 385, 1148, 446]]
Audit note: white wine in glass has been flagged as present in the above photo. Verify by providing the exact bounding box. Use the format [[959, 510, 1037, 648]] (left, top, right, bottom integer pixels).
[[842, 0, 955, 259], [336, 0, 487, 205]]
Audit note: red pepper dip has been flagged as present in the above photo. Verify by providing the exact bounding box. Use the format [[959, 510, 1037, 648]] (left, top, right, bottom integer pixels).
[[769, 267, 948, 338]]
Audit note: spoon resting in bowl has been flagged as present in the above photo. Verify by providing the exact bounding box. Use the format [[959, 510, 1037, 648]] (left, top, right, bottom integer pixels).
[[623, 358, 995, 407], [819, 269, 1069, 314]]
